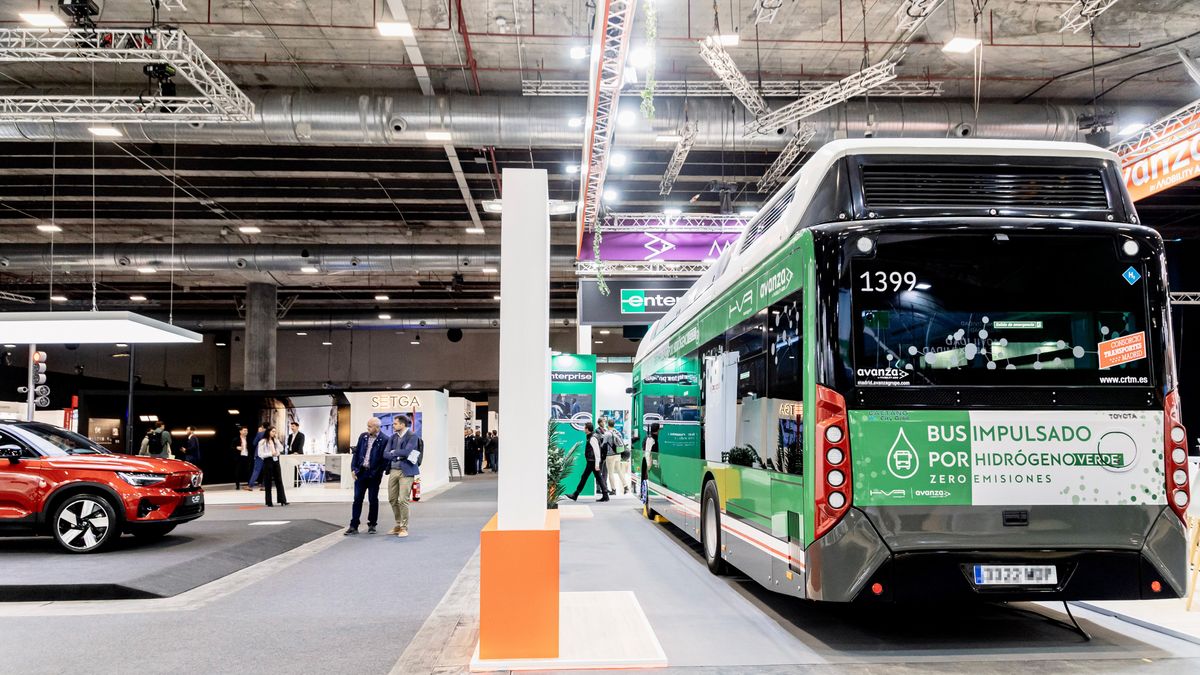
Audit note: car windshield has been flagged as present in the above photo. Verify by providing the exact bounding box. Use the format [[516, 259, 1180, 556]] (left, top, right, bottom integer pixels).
[[17, 423, 110, 455]]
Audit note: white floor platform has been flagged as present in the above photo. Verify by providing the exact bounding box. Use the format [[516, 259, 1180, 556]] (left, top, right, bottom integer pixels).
[[469, 591, 667, 672], [557, 505, 594, 520], [1073, 598, 1200, 645]]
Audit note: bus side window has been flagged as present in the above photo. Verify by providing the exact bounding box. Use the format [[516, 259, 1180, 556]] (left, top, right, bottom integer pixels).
[[769, 293, 804, 475]]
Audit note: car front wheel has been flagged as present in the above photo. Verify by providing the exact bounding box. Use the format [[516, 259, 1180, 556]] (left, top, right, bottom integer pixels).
[[53, 494, 118, 553]]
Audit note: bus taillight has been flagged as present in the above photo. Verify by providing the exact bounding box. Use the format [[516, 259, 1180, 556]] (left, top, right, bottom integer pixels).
[[814, 385, 852, 540], [1165, 390, 1190, 523]]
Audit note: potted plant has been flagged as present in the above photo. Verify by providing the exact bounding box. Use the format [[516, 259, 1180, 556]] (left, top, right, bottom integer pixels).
[[546, 419, 580, 508]]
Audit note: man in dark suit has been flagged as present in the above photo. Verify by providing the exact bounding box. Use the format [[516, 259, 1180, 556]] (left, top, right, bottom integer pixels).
[[346, 417, 389, 535], [288, 421, 306, 455], [183, 426, 201, 467]]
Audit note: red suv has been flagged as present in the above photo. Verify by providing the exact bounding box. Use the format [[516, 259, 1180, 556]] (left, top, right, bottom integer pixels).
[[0, 422, 204, 553]]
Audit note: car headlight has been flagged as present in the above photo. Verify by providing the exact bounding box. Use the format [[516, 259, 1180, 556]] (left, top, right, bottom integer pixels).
[[118, 471, 167, 487]]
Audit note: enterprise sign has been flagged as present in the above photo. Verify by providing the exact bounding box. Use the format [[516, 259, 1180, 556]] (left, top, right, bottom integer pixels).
[[551, 370, 594, 384], [579, 278, 693, 325]]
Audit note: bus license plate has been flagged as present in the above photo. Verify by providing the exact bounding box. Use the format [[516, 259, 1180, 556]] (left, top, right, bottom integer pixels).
[[973, 564, 1057, 586]]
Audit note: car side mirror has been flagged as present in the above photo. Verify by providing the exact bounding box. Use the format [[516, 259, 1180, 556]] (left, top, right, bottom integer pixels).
[[0, 444, 22, 463]]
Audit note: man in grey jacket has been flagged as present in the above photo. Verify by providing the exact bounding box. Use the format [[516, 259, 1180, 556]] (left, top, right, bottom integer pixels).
[[384, 415, 421, 538]]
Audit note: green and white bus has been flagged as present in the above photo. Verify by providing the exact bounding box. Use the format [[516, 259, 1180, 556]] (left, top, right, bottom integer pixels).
[[632, 139, 1191, 603]]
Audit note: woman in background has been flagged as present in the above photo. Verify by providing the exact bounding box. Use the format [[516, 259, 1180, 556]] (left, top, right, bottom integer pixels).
[[232, 426, 250, 491], [257, 425, 289, 507]]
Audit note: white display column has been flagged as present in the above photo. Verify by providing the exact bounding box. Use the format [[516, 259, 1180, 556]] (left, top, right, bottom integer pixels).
[[497, 167, 551, 530], [576, 324, 593, 355]]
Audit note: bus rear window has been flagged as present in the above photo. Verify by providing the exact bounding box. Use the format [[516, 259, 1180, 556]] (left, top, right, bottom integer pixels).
[[849, 233, 1152, 388]]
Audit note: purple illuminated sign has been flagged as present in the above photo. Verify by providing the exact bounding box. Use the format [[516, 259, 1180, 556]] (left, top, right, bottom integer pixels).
[[579, 231, 741, 262]]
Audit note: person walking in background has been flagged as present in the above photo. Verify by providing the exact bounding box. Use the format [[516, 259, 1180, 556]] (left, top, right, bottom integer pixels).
[[595, 418, 612, 497], [288, 421, 306, 455], [567, 423, 607, 502], [463, 429, 477, 476], [184, 426, 202, 467], [257, 425, 288, 507], [612, 421, 632, 495], [144, 420, 171, 458], [347, 417, 388, 535], [485, 431, 498, 473], [602, 418, 624, 496], [384, 415, 421, 537], [248, 423, 267, 491], [232, 426, 250, 490], [472, 431, 485, 473]]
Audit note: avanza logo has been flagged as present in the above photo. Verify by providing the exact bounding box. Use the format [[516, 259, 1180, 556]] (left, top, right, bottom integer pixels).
[[857, 367, 909, 381], [758, 268, 794, 300]]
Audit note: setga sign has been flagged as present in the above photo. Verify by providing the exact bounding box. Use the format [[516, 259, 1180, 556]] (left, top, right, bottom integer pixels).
[[1122, 126, 1200, 202], [620, 288, 686, 315], [371, 394, 422, 409]]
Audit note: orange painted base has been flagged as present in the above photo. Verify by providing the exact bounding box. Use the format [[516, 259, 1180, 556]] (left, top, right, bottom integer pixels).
[[479, 510, 560, 660]]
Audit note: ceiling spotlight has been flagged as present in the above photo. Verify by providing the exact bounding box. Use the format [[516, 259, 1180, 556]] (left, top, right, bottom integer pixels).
[[493, 295, 502, 300], [378, 313, 392, 320], [37, 224, 62, 233], [87, 126, 122, 138], [129, 294, 147, 302], [568, 116, 584, 128], [296, 331, 308, 336], [599, 329, 612, 335], [1119, 123, 1146, 137], [663, 206, 682, 215], [566, 164, 580, 174], [942, 36, 982, 53], [51, 295, 68, 302], [594, 340, 604, 344], [238, 226, 261, 234], [610, 153, 628, 168], [425, 130, 453, 142], [482, 267, 498, 274], [115, 343, 128, 348], [403, 382, 413, 389], [604, 188, 619, 202], [377, 21, 414, 37], [617, 109, 635, 127], [215, 342, 227, 347], [630, 47, 653, 69], [300, 265, 319, 273], [322, 341, 333, 346], [481, 199, 504, 213], [4, 344, 16, 348], [375, 294, 390, 301], [465, 227, 486, 234], [137, 266, 156, 274], [569, 45, 588, 60], [655, 134, 682, 143], [20, 12, 67, 28], [710, 33, 740, 47], [227, 409, 240, 415]]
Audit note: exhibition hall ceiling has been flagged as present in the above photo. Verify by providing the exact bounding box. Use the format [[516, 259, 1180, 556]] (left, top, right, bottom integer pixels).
[[0, 0, 1199, 340]]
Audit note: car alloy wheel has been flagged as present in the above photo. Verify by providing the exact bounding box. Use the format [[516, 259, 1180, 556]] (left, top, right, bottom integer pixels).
[[55, 496, 114, 553]]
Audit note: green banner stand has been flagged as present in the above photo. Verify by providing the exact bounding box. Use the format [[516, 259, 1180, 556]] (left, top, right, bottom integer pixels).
[[551, 353, 597, 497]]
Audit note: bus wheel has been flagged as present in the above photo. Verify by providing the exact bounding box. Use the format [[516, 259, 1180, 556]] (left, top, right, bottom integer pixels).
[[701, 480, 728, 575], [641, 461, 656, 520]]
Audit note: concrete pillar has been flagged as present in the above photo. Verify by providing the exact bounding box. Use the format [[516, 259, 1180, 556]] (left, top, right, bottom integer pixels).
[[243, 281, 277, 390]]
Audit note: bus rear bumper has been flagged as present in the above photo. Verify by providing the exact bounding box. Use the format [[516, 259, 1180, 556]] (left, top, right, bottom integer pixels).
[[809, 508, 1187, 603]]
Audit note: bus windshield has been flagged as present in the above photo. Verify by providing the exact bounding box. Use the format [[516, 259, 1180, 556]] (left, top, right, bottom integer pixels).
[[849, 232, 1153, 388]]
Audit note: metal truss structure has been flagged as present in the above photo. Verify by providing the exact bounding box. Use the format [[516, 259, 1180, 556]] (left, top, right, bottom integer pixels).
[[0, 27, 253, 123], [0, 290, 36, 305], [575, 260, 713, 277], [753, 0, 785, 24], [576, 0, 638, 256], [1171, 292, 1200, 305], [601, 213, 748, 233], [758, 123, 817, 193], [659, 120, 698, 196], [1059, 0, 1123, 34], [1109, 99, 1200, 163], [747, 61, 898, 136], [699, 37, 769, 117], [522, 78, 941, 98]]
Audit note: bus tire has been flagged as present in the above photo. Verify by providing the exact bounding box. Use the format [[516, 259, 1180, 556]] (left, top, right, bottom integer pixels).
[[701, 480, 728, 575], [641, 460, 657, 520]]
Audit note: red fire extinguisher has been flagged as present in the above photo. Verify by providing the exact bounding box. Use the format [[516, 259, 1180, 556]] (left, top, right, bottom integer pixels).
[[411, 477, 421, 502]]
